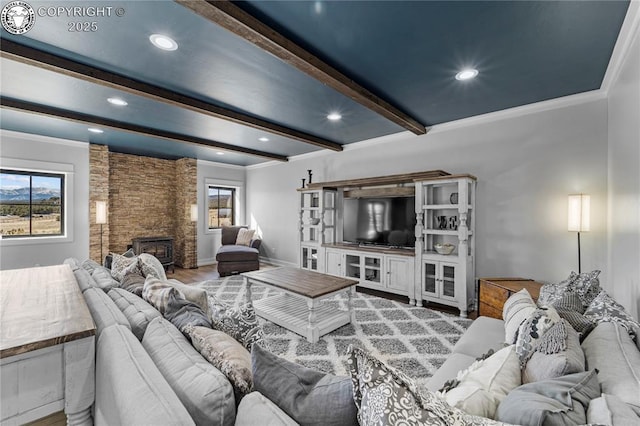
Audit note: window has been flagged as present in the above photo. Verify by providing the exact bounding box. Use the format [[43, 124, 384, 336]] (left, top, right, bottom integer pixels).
[[208, 185, 235, 229], [0, 169, 65, 238]]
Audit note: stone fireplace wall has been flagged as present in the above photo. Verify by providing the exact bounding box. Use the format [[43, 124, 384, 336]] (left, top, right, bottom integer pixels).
[[89, 145, 197, 269]]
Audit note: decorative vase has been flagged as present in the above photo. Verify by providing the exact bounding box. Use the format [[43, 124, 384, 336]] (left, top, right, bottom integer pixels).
[[307, 169, 313, 185], [301, 178, 306, 188]]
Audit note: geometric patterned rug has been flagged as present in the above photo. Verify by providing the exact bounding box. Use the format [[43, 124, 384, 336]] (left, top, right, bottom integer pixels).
[[195, 275, 472, 389]]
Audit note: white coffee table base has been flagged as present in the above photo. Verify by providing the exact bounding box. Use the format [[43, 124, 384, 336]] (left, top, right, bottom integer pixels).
[[253, 292, 353, 343]]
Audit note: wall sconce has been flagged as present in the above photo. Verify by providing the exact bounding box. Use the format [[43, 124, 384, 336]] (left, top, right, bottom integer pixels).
[[96, 201, 107, 264], [568, 194, 590, 273], [190, 204, 198, 269]]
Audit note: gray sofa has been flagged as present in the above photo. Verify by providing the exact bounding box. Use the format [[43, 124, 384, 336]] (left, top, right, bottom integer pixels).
[[65, 258, 295, 426], [67, 256, 640, 425], [425, 313, 640, 425]]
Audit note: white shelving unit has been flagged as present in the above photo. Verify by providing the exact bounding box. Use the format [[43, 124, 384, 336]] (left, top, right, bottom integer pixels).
[[414, 175, 476, 317], [298, 187, 337, 272]]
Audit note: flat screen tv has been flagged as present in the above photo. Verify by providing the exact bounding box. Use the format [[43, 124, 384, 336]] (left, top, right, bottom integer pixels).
[[342, 196, 416, 248]]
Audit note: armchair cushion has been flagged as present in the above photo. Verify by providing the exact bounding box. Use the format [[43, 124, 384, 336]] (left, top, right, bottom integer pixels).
[[216, 245, 259, 262]]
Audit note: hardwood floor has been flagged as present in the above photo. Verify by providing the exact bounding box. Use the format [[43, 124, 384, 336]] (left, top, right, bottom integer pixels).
[[169, 263, 221, 284]]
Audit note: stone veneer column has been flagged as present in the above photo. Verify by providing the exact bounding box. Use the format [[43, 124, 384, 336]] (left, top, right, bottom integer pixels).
[[89, 144, 109, 263], [108, 153, 177, 254], [175, 158, 198, 268]]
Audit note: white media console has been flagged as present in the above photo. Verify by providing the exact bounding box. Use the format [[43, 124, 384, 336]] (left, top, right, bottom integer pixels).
[[297, 170, 476, 317]]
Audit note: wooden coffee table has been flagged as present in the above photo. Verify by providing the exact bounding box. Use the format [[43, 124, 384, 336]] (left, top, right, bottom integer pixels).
[[242, 267, 358, 343]]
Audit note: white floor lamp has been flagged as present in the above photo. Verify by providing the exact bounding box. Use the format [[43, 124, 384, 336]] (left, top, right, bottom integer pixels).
[[96, 201, 107, 264], [568, 194, 590, 273], [190, 204, 198, 269]]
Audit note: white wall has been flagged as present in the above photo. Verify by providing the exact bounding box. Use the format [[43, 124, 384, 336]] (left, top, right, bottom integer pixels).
[[0, 131, 90, 270], [607, 24, 640, 319], [196, 159, 246, 266], [247, 97, 610, 284]]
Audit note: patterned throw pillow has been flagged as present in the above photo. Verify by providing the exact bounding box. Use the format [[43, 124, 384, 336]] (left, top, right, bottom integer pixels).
[[142, 276, 184, 315], [537, 272, 578, 307], [503, 289, 537, 344], [235, 228, 255, 246], [551, 291, 596, 340], [346, 346, 506, 426], [138, 253, 167, 281], [551, 291, 584, 314], [110, 252, 141, 282], [584, 290, 640, 341], [208, 295, 266, 351], [571, 270, 601, 307], [185, 325, 253, 397], [515, 307, 561, 366], [121, 271, 146, 296]]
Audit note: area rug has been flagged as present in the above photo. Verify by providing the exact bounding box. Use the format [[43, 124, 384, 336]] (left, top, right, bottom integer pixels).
[[195, 275, 472, 388]]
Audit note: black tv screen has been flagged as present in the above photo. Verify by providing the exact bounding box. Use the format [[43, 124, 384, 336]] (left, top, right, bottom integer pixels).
[[343, 197, 416, 248]]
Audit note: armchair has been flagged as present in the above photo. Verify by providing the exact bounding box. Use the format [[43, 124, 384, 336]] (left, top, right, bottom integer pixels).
[[215, 226, 261, 277]]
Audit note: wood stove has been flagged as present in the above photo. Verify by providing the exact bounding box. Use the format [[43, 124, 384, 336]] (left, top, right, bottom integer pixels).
[[132, 236, 174, 272]]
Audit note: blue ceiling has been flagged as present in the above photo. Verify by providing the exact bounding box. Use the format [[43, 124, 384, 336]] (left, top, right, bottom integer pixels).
[[0, 0, 630, 165]]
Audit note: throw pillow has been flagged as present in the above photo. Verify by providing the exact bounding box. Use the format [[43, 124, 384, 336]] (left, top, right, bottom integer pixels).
[[138, 253, 167, 281], [251, 344, 358, 426], [346, 346, 505, 426], [440, 345, 521, 419], [142, 276, 185, 315], [110, 252, 141, 282], [571, 270, 602, 307], [537, 272, 578, 307], [515, 306, 560, 366], [163, 290, 211, 333], [121, 271, 146, 297], [553, 306, 595, 340], [208, 295, 266, 351], [495, 370, 601, 426], [581, 321, 640, 412], [551, 291, 584, 314], [185, 325, 253, 397], [584, 290, 640, 341], [142, 276, 209, 316], [522, 319, 585, 383], [502, 289, 537, 344], [235, 228, 255, 246]]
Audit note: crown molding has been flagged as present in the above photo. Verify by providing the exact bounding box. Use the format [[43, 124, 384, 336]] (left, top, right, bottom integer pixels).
[[601, 0, 640, 93], [0, 129, 88, 149], [428, 90, 606, 134], [197, 158, 246, 171]]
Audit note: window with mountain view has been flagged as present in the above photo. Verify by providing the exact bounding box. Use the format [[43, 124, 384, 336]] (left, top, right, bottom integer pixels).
[[208, 185, 235, 229], [0, 169, 65, 238]]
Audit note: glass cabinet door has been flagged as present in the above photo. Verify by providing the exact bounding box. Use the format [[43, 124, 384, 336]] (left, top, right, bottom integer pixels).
[[345, 254, 360, 279], [363, 256, 382, 284], [301, 246, 318, 270], [441, 263, 456, 300], [423, 261, 438, 296]]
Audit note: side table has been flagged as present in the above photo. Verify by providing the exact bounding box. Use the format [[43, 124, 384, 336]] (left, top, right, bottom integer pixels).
[[478, 277, 543, 319]]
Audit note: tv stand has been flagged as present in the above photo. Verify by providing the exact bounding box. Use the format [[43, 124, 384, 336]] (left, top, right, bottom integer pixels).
[[296, 170, 476, 315]]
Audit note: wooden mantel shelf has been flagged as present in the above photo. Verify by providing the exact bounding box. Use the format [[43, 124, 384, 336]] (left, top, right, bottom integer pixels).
[[304, 170, 450, 190]]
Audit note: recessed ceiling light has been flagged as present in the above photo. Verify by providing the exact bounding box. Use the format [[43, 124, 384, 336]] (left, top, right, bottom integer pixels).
[[88, 128, 104, 134], [149, 34, 178, 51], [107, 97, 128, 106], [216, 152, 225, 155], [327, 112, 342, 121], [455, 68, 478, 81], [258, 137, 269, 142]]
